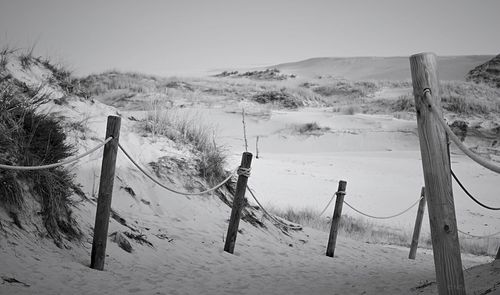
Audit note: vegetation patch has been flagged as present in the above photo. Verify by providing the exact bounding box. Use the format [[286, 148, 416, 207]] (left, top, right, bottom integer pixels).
[[144, 105, 228, 186], [0, 75, 81, 246], [253, 90, 303, 109], [440, 81, 500, 115], [313, 80, 379, 98], [215, 68, 295, 80], [294, 122, 330, 135]]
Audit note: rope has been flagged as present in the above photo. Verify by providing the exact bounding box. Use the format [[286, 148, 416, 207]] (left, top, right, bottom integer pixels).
[[246, 185, 302, 230], [343, 196, 423, 220], [457, 229, 500, 239], [118, 143, 235, 196], [318, 191, 345, 216], [237, 167, 251, 178], [423, 89, 500, 174], [0, 137, 113, 170], [318, 194, 336, 216], [451, 169, 500, 210]]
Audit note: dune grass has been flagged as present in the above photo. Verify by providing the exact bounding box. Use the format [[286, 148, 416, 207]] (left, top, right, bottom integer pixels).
[[143, 96, 228, 185], [269, 206, 498, 257], [0, 74, 81, 246]]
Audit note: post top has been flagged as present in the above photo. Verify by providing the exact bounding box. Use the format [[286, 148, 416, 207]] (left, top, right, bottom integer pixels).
[[410, 52, 436, 59]]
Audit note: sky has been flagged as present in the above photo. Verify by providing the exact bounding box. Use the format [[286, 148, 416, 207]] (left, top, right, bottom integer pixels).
[[0, 0, 499, 76]]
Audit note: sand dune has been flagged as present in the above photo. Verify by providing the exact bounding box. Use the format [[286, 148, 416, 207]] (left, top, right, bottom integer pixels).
[[270, 55, 494, 80]]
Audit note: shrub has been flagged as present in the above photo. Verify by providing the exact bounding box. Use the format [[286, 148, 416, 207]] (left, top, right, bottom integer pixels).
[[391, 94, 415, 112], [313, 80, 379, 98], [342, 105, 359, 115], [253, 90, 303, 109], [294, 122, 330, 134], [0, 75, 81, 246]]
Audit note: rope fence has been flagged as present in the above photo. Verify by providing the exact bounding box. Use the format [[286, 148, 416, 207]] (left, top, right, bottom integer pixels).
[[457, 229, 500, 239], [118, 143, 237, 196], [342, 196, 423, 220], [318, 194, 336, 216], [246, 185, 302, 230], [451, 169, 500, 211], [0, 137, 112, 170]]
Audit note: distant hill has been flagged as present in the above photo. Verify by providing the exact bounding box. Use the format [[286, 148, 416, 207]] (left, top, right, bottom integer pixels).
[[269, 55, 494, 81], [466, 54, 500, 88]]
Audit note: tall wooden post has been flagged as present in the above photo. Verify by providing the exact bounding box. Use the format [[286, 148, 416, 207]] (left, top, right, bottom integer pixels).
[[91, 116, 121, 270], [410, 53, 465, 294], [326, 180, 347, 257], [409, 187, 427, 259], [224, 152, 253, 254]]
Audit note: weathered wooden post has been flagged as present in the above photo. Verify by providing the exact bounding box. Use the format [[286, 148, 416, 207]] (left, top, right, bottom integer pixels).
[[326, 180, 347, 257], [410, 52, 465, 294], [409, 187, 427, 259], [91, 116, 121, 270], [496, 246, 500, 260], [224, 152, 253, 254]]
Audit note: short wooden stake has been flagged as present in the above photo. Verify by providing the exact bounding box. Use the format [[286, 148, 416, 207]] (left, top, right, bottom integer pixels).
[[224, 152, 253, 254], [409, 187, 427, 260], [496, 245, 500, 260], [90, 116, 121, 270], [326, 180, 347, 257], [410, 52, 465, 294], [255, 136, 260, 159]]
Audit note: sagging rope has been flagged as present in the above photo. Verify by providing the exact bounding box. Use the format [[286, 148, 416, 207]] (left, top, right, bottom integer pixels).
[[118, 143, 236, 196], [451, 169, 500, 211], [457, 228, 500, 239], [246, 185, 302, 230], [318, 194, 336, 216], [343, 196, 423, 220], [0, 137, 113, 170], [423, 89, 500, 174]]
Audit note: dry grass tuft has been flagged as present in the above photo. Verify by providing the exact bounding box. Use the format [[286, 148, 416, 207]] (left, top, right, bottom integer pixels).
[[144, 97, 228, 185]]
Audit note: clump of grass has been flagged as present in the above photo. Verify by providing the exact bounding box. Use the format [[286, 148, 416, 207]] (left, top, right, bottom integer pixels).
[[313, 80, 379, 98], [18, 44, 36, 70], [0, 45, 15, 73], [0, 74, 81, 246], [440, 81, 500, 115], [80, 71, 163, 96], [253, 89, 304, 109], [144, 98, 228, 185], [35, 57, 89, 98], [391, 93, 415, 112], [342, 105, 360, 115], [294, 122, 330, 135]]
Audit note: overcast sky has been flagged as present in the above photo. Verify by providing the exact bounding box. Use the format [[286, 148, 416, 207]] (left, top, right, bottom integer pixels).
[[1, 0, 499, 76]]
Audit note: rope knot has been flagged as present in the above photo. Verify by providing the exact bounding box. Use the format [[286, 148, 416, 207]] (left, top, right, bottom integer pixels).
[[336, 191, 346, 196], [237, 167, 251, 178]]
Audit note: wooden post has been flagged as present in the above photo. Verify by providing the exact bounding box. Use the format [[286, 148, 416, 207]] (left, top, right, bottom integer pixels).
[[326, 180, 347, 257], [409, 187, 427, 259], [410, 53, 465, 294], [224, 152, 253, 254], [496, 246, 500, 260], [255, 136, 260, 159], [91, 116, 121, 270]]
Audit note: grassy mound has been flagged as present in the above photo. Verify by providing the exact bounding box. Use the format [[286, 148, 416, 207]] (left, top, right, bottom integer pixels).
[[0, 74, 81, 246]]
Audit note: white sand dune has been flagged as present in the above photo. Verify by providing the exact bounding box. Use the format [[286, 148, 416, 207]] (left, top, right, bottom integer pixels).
[[269, 55, 494, 80]]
